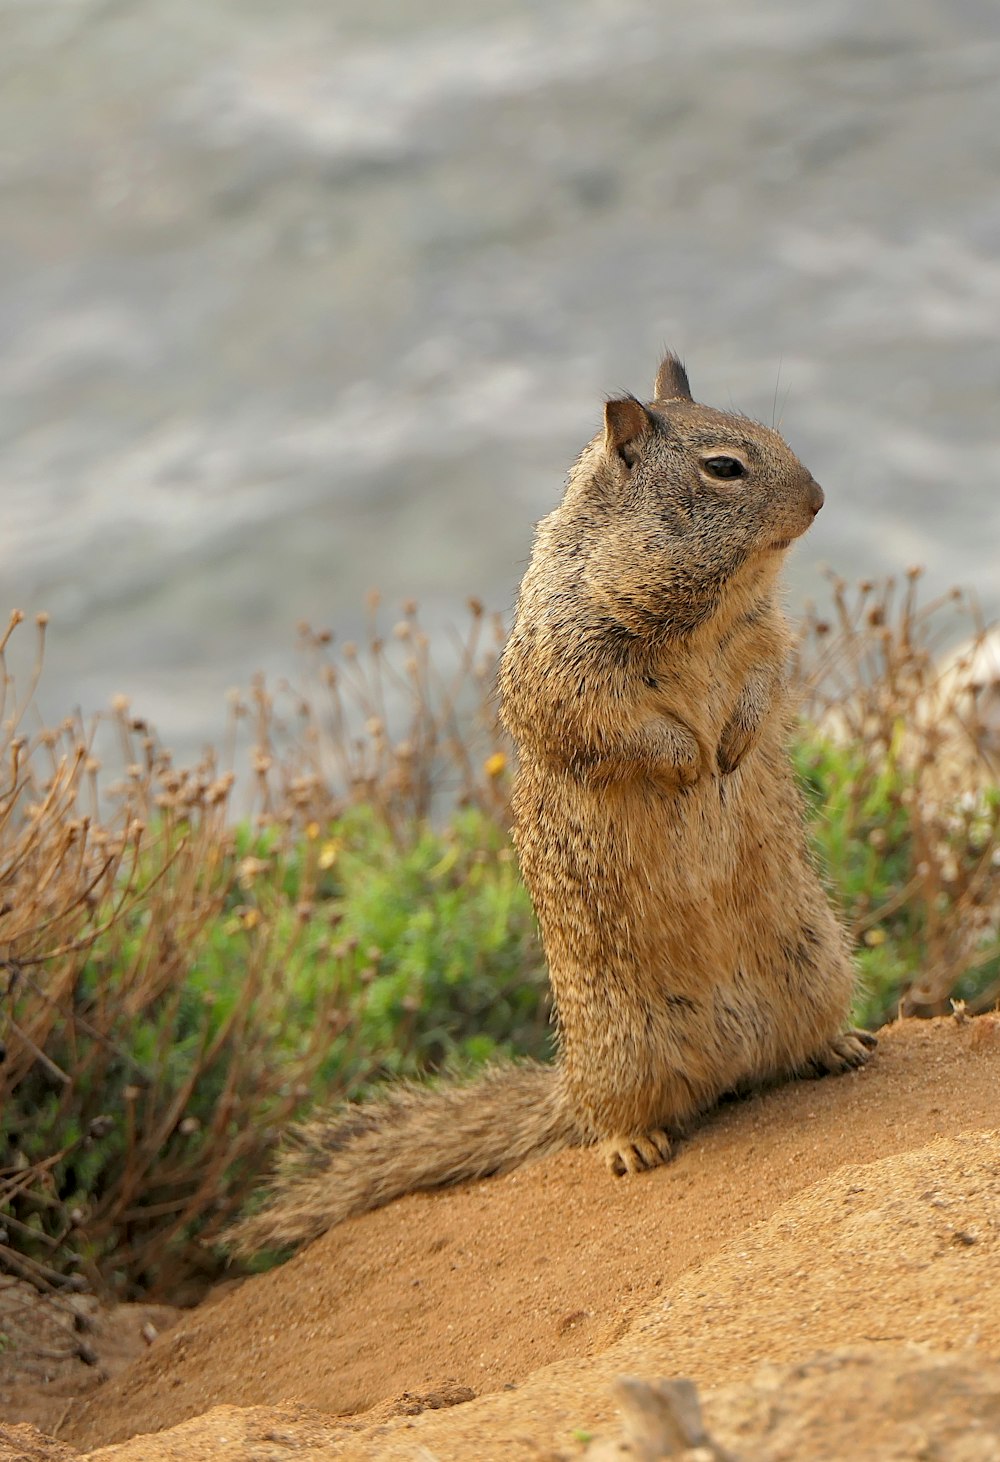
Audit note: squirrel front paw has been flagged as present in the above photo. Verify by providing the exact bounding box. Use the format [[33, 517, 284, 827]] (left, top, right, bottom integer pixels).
[[643, 713, 706, 792], [656, 754, 702, 791], [601, 1128, 673, 1176], [716, 723, 751, 776]]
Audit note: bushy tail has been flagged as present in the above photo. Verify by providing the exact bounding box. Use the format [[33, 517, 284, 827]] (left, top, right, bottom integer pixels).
[[228, 1061, 578, 1255]]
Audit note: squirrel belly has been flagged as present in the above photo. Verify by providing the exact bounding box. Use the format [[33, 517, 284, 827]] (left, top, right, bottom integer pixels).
[[230, 353, 874, 1254], [511, 726, 858, 1171]]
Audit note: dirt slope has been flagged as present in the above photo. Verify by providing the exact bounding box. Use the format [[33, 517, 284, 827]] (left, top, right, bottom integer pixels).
[[57, 1016, 998, 1455], [344, 1124, 1000, 1461]]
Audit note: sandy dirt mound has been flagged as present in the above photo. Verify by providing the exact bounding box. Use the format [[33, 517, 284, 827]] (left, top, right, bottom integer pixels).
[[23, 1119, 1000, 1457], [75, 1123, 1000, 1460], [41, 1015, 997, 1457], [351, 1125, 998, 1460], [72, 1345, 1000, 1460]]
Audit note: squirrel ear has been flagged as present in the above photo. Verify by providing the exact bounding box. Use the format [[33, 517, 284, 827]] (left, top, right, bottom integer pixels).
[[604, 396, 654, 469], [653, 353, 692, 402]]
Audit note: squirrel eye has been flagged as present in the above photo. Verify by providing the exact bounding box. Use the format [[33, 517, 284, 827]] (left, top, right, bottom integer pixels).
[[702, 455, 747, 481]]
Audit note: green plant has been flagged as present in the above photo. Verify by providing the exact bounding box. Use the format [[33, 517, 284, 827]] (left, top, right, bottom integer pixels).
[[2, 704, 546, 1297], [795, 572, 1000, 1023]]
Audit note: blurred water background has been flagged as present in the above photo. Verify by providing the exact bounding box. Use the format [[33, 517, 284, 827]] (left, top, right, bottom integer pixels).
[[2, 0, 999, 765]]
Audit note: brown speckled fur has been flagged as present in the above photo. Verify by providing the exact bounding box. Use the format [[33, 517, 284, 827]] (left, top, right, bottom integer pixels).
[[499, 354, 874, 1175], [229, 354, 874, 1254]]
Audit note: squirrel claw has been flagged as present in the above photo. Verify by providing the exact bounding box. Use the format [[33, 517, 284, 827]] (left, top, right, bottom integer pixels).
[[603, 1128, 673, 1176], [809, 1028, 877, 1076]]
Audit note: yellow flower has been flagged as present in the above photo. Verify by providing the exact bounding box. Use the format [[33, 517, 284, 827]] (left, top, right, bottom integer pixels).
[[484, 752, 506, 779], [242, 908, 261, 930], [318, 840, 340, 871], [305, 820, 321, 841], [863, 927, 886, 947]]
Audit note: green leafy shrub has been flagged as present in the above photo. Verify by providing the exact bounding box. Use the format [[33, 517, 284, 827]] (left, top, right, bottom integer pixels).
[[796, 573, 1000, 1024], [796, 738, 999, 1027], [3, 798, 548, 1297]]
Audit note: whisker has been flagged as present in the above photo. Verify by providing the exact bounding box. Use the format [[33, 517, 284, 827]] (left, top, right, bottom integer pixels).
[[772, 355, 783, 430], [776, 380, 792, 430]]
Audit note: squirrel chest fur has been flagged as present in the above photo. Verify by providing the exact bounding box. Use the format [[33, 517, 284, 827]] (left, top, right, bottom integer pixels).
[[230, 353, 874, 1254]]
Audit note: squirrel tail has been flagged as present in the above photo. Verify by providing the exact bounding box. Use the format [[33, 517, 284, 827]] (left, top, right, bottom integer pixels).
[[228, 1060, 577, 1255]]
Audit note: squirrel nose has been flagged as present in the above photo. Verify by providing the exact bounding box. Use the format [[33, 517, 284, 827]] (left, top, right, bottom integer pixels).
[[807, 478, 825, 515]]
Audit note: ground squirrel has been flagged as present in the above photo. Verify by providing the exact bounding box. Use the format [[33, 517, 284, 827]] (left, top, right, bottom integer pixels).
[[231, 353, 875, 1255]]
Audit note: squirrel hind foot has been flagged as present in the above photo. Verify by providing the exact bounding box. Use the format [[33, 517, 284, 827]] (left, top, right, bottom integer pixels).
[[808, 1028, 878, 1077], [602, 1128, 674, 1177]]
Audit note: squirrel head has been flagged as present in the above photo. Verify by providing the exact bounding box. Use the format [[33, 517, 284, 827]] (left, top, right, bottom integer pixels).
[[572, 354, 824, 635]]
